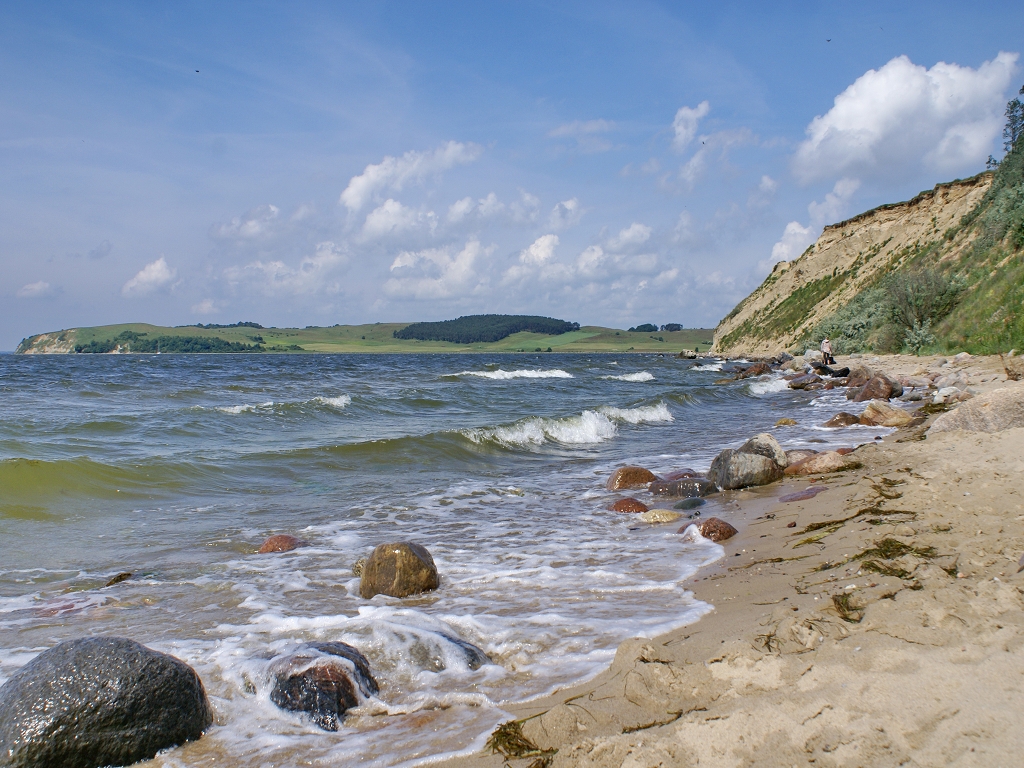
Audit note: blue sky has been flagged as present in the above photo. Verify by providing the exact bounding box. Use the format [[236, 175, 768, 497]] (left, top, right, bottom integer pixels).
[[2, 1, 1022, 349]]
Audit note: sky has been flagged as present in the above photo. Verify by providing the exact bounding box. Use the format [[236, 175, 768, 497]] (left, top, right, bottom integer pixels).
[[1, 1, 1022, 349]]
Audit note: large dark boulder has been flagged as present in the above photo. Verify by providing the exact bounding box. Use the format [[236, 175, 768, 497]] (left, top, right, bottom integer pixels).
[[737, 433, 788, 468], [708, 449, 783, 490], [650, 478, 716, 498], [789, 373, 822, 390], [852, 376, 900, 402], [0, 637, 212, 768], [736, 362, 772, 379], [269, 642, 378, 731], [823, 412, 861, 427], [360, 542, 439, 599], [846, 365, 875, 388]]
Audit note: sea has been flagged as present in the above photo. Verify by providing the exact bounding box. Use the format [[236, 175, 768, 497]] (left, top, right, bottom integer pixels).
[[0, 353, 888, 766]]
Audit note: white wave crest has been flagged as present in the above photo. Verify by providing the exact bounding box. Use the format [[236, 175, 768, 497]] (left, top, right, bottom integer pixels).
[[748, 378, 789, 395], [598, 403, 673, 424], [217, 401, 274, 414], [600, 371, 655, 382], [453, 369, 574, 380], [313, 395, 351, 409], [692, 362, 723, 372], [465, 403, 672, 448]]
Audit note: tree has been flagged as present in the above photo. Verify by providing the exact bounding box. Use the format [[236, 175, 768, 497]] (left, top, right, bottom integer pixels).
[[1004, 85, 1024, 155]]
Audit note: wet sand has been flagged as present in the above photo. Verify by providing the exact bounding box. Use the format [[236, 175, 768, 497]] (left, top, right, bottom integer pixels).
[[450, 355, 1024, 767]]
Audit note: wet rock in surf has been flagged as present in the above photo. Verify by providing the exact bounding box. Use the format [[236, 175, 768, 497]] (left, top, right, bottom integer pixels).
[[823, 412, 860, 428], [735, 361, 771, 379], [360, 542, 439, 599], [845, 365, 875, 388], [258, 534, 308, 554], [859, 400, 913, 427], [674, 497, 706, 510], [677, 517, 738, 542], [775, 417, 797, 427], [606, 466, 659, 490], [738, 433, 788, 468], [788, 373, 822, 390], [0, 636, 212, 768], [269, 642, 378, 731], [650, 478, 715, 498], [640, 509, 682, 524], [708, 449, 783, 490], [852, 375, 902, 402], [351, 557, 366, 577], [610, 497, 649, 513], [662, 468, 701, 480]]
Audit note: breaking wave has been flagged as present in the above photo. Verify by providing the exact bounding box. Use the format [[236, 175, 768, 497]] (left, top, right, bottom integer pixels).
[[449, 369, 573, 380], [463, 403, 672, 448], [600, 371, 655, 382]]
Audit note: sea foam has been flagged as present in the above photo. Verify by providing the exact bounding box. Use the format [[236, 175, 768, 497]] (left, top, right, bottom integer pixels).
[[451, 369, 574, 380], [748, 378, 790, 395], [465, 403, 672, 448], [600, 371, 655, 382]]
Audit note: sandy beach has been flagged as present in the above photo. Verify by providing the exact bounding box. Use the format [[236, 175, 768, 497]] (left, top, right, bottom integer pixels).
[[453, 354, 1024, 768]]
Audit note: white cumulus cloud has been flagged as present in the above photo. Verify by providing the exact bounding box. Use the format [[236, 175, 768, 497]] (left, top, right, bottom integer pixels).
[[385, 240, 488, 299], [762, 178, 862, 272], [17, 281, 53, 298], [339, 141, 482, 211], [548, 198, 582, 229], [361, 199, 436, 239], [212, 204, 280, 240], [122, 257, 176, 296], [447, 192, 504, 223], [793, 52, 1018, 183], [224, 242, 348, 296], [608, 222, 652, 250], [672, 101, 710, 151]]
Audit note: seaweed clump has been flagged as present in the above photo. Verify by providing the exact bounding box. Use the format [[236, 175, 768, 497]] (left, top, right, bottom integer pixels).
[[486, 720, 555, 766]]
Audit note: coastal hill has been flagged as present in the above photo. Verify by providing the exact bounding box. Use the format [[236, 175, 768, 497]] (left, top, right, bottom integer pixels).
[[16, 318, 715, 355], [714, 113, 1024, 357]]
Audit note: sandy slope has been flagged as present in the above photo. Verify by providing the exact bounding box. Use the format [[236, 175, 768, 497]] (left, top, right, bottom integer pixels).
[[452, 356, 1024, 768]]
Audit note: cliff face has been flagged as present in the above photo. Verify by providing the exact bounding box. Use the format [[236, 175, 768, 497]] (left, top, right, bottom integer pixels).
[[16, 330, 78, 354], [713, 174, 993, 356]]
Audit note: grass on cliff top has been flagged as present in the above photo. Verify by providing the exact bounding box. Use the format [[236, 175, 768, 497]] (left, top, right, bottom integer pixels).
[[30, 323, 715, 354]]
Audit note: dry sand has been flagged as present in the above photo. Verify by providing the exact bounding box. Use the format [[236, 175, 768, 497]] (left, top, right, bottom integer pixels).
[[449, 354, 1024, 768]]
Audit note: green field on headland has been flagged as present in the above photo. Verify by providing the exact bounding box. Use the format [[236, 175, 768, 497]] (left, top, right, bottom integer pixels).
[[17, 322, 715, 354]]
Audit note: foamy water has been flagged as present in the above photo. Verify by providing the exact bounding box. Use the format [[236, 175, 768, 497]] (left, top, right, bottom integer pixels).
[[600, 371, 655, 382], [0, 353, 897, 766]]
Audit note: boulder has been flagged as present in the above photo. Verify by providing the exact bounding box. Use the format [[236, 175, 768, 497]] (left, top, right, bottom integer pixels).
[[930, 385, 1024, 434], [708, 449, 783, 490], [736, 362, 772, 379], [775, 418, 797, 427], [677, 350, 698, 359], [775, 352, 794, 364], [674, 498, 706, 510], [360, 542, 439, 599], [934, 371, 968, 390], [846, 366, 875, 388], [953, 352, 972, 364], [662, 468, 701, 480], [789, 373, 822, 390], [738, 433, 788, 468], [611, 497, 648, 513], [803, 350, 824, 363], [831, 367, 851, 378], [606, 466, 658, 490], [809, 362, 836, 376], [640, 509, 682, 524], [784, 451, 858, 475], [852, 376, 899, 402], [258, 534, 307, 554], [0, 637, 212, 768], [859, 400, 913, 427], [823, 412, 860, 428], [785, 449, 819, 465], [269, 642, 378, 731], [649, 478, 716, 498], [677, 517, 738, 542]]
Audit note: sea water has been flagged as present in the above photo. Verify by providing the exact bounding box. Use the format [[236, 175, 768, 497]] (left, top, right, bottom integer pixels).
[[0, 354, 888, 765]]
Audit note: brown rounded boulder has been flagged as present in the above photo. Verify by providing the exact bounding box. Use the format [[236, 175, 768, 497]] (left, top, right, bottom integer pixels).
[[258, 534, 307, 554], [859, 400, 913, 427], [822, 412, 861, 428], [360, 542, 439, 599], [611, 498, 649, 513], [677, 517, 738, 542], [606, 466, 659, 490]]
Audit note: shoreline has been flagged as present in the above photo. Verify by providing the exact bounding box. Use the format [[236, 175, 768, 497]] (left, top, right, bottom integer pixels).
[[447, 353, 1024, 767]]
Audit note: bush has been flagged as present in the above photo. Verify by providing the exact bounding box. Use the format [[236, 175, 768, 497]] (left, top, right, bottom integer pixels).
[[629, 323, 657, 333], [662, 323, 683, 332], [885, 269, 964, 331], [76, 331, 263, 353]]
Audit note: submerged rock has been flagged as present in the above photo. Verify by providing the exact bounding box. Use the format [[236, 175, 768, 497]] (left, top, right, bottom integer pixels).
[[677, 517, 738, 542], [610, 497, 649, 513], [674, 498, 706, 510], [269, 642, 378, 731], [708, 450, 783, 490], [606, 466, 659, 490], [0, 637, 212, 768], [822, 412, 860, 428], [859, 400, 913, 427], [360, 542, 439, 599], [775, 417, 798, 427], [258, 534, 308, 554], [649, 478, 715, 498]]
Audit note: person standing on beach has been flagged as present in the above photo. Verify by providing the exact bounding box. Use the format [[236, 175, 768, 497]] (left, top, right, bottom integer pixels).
[[821, 337, 834, 365]]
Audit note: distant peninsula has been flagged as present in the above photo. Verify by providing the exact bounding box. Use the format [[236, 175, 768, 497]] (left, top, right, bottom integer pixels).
[[16, 315, 714, 354]]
